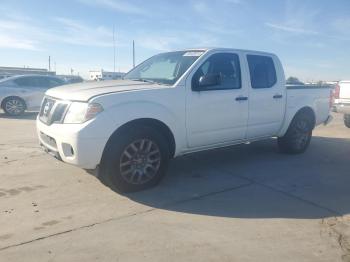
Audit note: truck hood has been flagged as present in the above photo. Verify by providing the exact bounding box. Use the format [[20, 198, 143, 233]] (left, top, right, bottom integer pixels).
[[46, 80, 164, 101]]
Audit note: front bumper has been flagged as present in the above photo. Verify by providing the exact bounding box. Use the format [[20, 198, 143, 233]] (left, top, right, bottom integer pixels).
[[36, 117, 111, 170]]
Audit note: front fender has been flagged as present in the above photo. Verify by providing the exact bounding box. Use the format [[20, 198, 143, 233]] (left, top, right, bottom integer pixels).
[[103, 101, 186, 156]]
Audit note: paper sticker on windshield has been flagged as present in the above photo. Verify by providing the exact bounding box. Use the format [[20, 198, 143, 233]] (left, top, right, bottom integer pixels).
[[183, 51, 204, 57]]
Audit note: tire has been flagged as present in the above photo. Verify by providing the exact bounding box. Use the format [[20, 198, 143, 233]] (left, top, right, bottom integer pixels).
[[344, 114, 350, 128], [278, 113, 313, 154], [100, 125, 170, 193], [2, 97, 26, 116]]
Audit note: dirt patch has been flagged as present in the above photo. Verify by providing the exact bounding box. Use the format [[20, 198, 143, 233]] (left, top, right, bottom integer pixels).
[[322, 216, 350, 262]]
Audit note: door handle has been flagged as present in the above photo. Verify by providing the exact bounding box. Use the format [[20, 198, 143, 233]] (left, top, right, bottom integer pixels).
[[235, 96, 248, 101], [273, 94, 283, 99]]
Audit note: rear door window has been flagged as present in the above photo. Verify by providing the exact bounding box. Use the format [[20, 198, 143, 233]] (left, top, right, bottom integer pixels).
[[35, 77, 50, 88], [37, 77, 64, 88], [247, 55, 277, 89], [14, 77, 37, 87], [47, 78, 65, 87]]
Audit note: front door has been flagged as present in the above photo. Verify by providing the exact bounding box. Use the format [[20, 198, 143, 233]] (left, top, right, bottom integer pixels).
[[186, 52, 249, 148]]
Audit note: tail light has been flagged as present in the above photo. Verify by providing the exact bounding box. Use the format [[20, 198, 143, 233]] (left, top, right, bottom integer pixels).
[[330, 83, 340, 108], [334, 84, 340, 99]]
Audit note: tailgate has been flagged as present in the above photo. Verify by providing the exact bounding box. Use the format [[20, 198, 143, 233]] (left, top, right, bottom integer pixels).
[[339, 82, 350, 100]]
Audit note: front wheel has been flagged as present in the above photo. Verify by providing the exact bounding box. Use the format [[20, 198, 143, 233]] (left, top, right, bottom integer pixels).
[[278, 113, 313, 154], [344, 114, 350, 128], [3, 97, 26, 116], [100, 126, 170, 193]]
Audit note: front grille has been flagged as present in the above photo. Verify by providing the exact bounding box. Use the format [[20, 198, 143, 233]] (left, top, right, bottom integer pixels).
[[40, 131, 57, 149], [51, 103, 68, 123], [39, 97, 69, 125]]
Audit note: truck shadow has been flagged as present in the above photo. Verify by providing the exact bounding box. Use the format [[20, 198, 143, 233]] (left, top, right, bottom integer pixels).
[[116, 136, 350, 219], [0, 112, 38, 120]]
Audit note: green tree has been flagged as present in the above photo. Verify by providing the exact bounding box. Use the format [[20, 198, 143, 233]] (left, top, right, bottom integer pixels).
[[286, 77, 304, 85]]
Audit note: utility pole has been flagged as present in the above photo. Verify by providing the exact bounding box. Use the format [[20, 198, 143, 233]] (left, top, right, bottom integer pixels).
[[48, 56, 51, 72], [113, 25, 116, 72], [133, 40, 135, 68]]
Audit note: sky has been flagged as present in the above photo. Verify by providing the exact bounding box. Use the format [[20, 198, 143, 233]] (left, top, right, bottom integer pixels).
[[0, 0, 349, 81]]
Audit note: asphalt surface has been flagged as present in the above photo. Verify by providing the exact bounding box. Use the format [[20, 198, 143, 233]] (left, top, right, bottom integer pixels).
[[0, 112, 349, 261]]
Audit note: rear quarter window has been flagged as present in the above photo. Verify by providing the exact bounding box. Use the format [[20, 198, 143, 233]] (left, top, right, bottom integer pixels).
[[46, 77, 65, 88], [247, 55, 277, 89]]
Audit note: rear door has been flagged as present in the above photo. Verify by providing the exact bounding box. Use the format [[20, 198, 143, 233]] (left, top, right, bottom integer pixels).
[[245, 54, 286, 138], [30, 77, 64, 108], [185, 51, 249, 148], [13, 76, 45, 109]]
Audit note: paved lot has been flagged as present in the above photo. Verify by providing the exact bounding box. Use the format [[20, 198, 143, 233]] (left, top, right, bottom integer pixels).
[[0, 112, 349, 261]]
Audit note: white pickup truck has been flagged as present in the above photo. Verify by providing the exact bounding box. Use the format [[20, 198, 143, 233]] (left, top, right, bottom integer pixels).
[[37, 48, 332, 192], [332, 81, 350, 128]]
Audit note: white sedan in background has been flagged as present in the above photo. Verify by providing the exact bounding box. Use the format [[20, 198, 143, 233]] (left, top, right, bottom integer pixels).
[[0, 75, 65, 116]]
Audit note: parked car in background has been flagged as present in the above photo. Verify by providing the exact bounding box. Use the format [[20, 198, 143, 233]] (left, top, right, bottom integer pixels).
[[332, 80, 350, 128], [37, 48, 333, 192], [0, 75, 12, 80], [0, 75, 65, 116]]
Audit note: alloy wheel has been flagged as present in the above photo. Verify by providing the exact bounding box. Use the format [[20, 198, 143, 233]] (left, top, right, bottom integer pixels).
[[5, 99, 25, 116], [119, 139, 161, 185], [292, 119, 310, 149]]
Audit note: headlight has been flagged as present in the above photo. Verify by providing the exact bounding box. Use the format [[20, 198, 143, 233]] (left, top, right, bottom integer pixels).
[[64, 102, 103, 124]]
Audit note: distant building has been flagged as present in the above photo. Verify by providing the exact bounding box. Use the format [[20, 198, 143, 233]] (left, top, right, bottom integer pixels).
[[0, 66, 55, 80], [89, 69, 125, 81]]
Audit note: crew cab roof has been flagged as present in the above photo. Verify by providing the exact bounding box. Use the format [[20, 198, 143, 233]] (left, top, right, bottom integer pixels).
[[181, 47, 276, 57]]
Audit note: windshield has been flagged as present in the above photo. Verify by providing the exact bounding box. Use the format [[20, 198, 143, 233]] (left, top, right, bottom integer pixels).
[[124, 51, 204, 85]]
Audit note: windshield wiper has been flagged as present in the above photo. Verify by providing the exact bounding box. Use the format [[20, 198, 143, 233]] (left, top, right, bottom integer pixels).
[[129, 78, 160, 84]]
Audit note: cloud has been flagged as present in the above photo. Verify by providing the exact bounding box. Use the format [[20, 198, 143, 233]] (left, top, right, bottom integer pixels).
[[223, 0, 243, 4], [265, 22, 318, 35], [0, 11, 119, 51], [135, 30, 221, 52], [136, 36, 177, 51], [265, 1, 321, 38], [53, 17, 114, 47], [191, 1, 242, 38], [0, 17, 43, 50], [192, 2, 210, 14], [77, 0, 146, 14], [0, 34, 38, 50]]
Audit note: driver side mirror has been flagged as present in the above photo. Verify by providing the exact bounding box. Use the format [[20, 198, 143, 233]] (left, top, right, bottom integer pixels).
[[193, 73, 221, 91]]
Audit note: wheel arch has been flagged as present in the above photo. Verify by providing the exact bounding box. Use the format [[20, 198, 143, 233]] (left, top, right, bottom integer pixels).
[[1, 96, 27, 110], [102, 118, 176, 160], [294, 106, 316, 128], [279, 106, 316, 137]]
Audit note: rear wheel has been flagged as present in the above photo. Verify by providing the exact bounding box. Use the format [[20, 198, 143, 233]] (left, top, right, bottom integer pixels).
[[3, 97, 26, 116], [278, 113, 313, 154], [344, 114, 350, 128], [100, 126, 170, 193]]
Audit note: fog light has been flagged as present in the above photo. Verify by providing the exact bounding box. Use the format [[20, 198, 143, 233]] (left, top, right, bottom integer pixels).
[[62, 143, 74, 157]]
